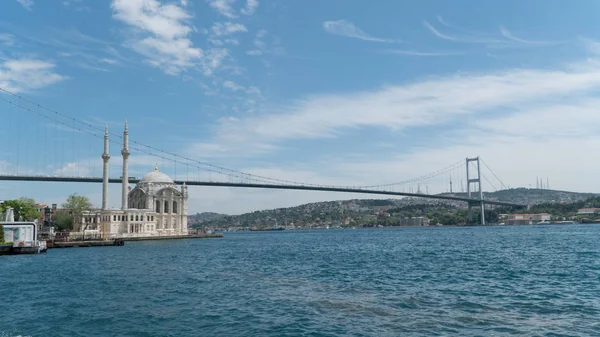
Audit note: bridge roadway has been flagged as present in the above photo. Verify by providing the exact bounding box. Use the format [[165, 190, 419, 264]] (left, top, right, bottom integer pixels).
[[0, 175, 525, 208]]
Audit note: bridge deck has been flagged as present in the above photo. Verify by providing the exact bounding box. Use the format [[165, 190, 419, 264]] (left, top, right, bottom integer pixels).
[[0, 175, 525, 208]]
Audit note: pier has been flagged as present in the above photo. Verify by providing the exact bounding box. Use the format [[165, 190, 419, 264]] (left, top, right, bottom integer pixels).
[[44, 233, 223, 249], [49, 239, 125, 249]]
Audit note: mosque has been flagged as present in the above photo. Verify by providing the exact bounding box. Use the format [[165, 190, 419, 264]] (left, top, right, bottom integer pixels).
[[98, 122, 188, 239]]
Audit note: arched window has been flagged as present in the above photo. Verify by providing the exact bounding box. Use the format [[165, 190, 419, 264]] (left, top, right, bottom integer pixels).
[[135, 215, 139, 221], [173, 201, 178, 214], [155, 200, 160, 213], [164, 200, 169, 213]]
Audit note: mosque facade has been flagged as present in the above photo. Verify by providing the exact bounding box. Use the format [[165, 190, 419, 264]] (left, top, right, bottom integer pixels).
[[98, 122, 188, 239]]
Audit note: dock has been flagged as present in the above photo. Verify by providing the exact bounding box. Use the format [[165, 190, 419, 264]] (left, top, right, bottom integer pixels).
[[49, 239, 125, 249], [0, 244, 46, 255], [45, 233, 223, 249], [121, 233, 223, 241]]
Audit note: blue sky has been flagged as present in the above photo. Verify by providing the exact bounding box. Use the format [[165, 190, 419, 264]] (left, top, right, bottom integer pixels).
[[2, 0, 600, 214]]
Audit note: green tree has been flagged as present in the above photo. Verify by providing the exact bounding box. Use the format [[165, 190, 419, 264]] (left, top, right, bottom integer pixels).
[[0, 198, 41, 221], [0, 224, 4, 242], [54, 212, 74, 232], [61, 194, 94, 232]]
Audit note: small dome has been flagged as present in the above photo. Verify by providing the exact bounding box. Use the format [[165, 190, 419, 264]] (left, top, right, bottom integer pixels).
[[140, 166, 174, 184]]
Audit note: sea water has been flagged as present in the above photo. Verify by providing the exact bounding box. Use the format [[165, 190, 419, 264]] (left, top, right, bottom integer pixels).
[[1, 225, 600, 336]]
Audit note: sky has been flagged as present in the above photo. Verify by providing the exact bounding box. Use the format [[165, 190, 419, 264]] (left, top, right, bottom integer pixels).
[[1, 0, 600, 214]]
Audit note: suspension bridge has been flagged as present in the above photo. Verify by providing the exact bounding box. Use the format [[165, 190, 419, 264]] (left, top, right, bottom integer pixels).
[[0, 87, 526, 224]]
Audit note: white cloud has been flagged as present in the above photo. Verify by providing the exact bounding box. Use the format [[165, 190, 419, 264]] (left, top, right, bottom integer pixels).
[[16, 0, 34, 10], [207, 0, 237, 19], [246, 49, 262, 56], [0, 59, 67, 93], [201, 48, 228, 76], [323, 20, 397, 43], [211, 22, 247, 36], [111, 0, 203, 75], [241, 0, 258, 15], [196, 57, 600, 154], [222, 80, 260, 94]]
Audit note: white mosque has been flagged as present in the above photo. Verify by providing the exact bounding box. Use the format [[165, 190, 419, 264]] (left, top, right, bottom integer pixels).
[[98, 122, 188, 239]]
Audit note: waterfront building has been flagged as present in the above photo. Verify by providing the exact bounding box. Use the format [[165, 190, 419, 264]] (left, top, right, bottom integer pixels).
[[505, 213, 551, 225], [97, 122, 188, 239], [576, 208, 600, 215]]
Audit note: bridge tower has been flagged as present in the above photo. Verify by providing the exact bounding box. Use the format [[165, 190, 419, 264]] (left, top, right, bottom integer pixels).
[[466, 157, 485, 225]]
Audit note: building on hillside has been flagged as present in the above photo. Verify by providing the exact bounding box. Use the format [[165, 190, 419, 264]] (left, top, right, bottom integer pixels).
[[505, 213, 551, 225], [397, 217, 430, 227], [577, 208, 600, 215], [89, 122, 188, 239]]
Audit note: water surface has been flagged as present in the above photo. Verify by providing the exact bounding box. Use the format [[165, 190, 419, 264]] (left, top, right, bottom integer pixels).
[[2, 225, 600, 336]]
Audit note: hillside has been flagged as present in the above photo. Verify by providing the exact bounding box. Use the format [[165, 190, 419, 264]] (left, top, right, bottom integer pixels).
[[188, 212, 228, 224], [446, 188, 597, 205], [191, 188, 597, 229]]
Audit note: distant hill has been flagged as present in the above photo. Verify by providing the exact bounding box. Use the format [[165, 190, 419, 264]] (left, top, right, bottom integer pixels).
[[188, 212, 228, 225], [444, 188, 597, 205], [193, 188, 599, 229], [195, 197, 467, 229]]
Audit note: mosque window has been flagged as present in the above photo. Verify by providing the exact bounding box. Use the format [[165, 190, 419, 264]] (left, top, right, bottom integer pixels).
[[164, 201, 169, 213], [155, 200, 160, 213], [173, 201, 178, 214]]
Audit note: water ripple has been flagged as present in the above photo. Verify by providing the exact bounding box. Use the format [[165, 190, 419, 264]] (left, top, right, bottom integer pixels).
[[2, 225, 600, 336]]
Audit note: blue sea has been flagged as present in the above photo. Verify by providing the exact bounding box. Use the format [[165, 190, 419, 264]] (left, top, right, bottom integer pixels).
[[2, 225, 600, 336]]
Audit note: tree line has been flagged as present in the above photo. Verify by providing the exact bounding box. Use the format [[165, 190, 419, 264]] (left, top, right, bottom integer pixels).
[[0, 194, 94, 232]]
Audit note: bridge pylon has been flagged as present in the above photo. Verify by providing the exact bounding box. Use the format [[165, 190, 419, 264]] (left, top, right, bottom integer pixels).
[[466, 157, 485, 225]]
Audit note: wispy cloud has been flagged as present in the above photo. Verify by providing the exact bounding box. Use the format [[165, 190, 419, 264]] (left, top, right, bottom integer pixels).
[[499, 26, 559, 46], [323, 20, 398, 43], [0, 59, 67, 93], [207, 0, 237, 19], [62, 0, 91, 12], [16, 0, 34, 11], [190, 53, 600, 159], [4, 24, 130, 73], [379, 49, 460, 57], [209, 21, 247, 46], [424, 16, 560, 48], [222, 80, 260, 94], [211, 22, 247, 36], [111, 0, 202, 75], [0, 34, 15, 46], [245, 29, 284, 56], [201, 48, 229, 76], [241, 0, 258, 16]]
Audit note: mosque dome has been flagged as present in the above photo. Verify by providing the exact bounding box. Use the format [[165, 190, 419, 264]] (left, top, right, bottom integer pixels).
[[140, 165, 174, 184]]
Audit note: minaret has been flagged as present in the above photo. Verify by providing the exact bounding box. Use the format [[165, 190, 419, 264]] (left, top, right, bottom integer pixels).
[[121, 120, 130, 210], [101, 125, 110, 210]]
